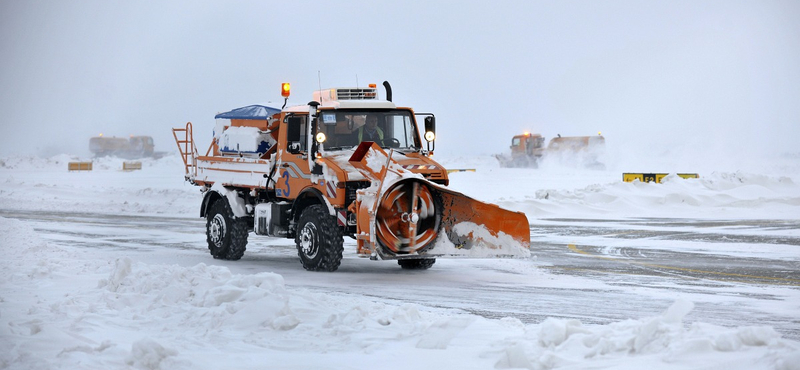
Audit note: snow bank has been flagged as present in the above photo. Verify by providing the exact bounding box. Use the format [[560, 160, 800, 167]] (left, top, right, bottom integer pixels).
[[513, 171, 800, 219], [438, 156, 800, 219], [498, 300, 799, 370], [0, 154, 196, 216], [1, 216, 797, 370], [0, 154, 181, 171]]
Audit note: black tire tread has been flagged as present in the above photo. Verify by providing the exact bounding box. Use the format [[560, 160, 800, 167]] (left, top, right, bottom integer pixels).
[[398, 258, 436, 270], [296, 205, 344, 272], [206, 198, 248, 261]]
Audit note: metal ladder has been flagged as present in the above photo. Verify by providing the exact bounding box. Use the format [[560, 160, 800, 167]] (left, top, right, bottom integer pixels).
[[172, 122, 197, 177]]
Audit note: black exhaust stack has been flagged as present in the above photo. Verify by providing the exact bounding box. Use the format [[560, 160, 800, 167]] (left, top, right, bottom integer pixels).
[[382, 81, 392, 102]]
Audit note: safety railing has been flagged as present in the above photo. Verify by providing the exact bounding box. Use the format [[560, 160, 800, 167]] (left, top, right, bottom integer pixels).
[[172, 122, 198, 177]]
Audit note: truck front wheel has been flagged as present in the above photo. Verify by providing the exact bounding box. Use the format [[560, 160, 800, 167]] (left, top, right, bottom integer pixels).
[[398, 258, 436, 270], [295, 205, 343, 272], [206, 198, 248, 260]]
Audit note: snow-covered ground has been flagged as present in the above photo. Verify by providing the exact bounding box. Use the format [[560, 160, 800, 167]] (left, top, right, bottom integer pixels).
[[1, 153, 799, 369]]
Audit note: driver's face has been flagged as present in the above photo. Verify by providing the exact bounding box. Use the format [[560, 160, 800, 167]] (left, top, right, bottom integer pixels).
[[366, 117, 377, 128]]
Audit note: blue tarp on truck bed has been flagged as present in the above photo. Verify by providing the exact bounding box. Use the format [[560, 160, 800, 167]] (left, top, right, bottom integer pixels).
[[214, 105, 281, 120]]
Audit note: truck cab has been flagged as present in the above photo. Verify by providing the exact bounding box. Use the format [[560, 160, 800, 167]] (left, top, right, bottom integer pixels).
[[271, 87, 449, 253], [503, 132, 545, 167]]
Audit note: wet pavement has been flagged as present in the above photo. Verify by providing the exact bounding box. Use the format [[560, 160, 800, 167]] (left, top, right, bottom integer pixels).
[[3, 209, 798, 339]]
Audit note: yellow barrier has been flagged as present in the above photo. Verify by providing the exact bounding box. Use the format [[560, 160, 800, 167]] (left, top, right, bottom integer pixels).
[[123, 161, 142, 171], [68, 162, 93, 171], [623, 173, 699, 183], [446, 169, 476, 174]]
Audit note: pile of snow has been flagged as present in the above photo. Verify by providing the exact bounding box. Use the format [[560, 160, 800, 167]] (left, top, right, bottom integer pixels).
[[512, 171, 800, 219], [0, 154, 197, 216], [439, 156, 800, 219], [0, 154, 81, 170], [1, 216, 797, 370]]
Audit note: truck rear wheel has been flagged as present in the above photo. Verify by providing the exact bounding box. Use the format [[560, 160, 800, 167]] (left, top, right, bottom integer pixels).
[[295, 205, 343, 272], [206, 198, 248, 260], [398, 258, 436, 270]]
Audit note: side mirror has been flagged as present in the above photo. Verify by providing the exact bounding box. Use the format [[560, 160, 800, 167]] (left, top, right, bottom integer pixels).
[[423, 115, 436, 152], [424, 116, 436, 137]]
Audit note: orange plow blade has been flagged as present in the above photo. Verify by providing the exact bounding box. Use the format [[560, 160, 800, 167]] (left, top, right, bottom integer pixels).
[[370, 178, 531, 259], [423, 185, 531, 258]]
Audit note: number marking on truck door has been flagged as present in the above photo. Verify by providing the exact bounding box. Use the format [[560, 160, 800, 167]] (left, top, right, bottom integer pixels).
[[279, 170, 291, 197]]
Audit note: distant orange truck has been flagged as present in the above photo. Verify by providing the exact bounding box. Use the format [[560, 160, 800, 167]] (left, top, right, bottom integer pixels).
[[497, 132, 605, 168], [89, 135, 154, 158]]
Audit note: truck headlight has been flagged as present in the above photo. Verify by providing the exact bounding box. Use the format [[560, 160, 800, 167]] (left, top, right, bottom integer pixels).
[[316, 132, 326, 143], [424, 131, 435, 141]]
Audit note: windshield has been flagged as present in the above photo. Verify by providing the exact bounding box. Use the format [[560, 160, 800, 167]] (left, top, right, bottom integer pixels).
[[317, 110, 420, 151]]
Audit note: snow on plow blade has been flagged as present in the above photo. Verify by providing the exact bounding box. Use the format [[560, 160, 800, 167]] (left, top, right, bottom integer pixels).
[[348, 142, 531, 259], [428, 186, 531, 258]]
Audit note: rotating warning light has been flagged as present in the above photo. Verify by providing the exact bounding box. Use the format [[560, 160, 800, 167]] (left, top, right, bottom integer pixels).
[[424, 131, 435, 141], [281, 83, 291, 97]]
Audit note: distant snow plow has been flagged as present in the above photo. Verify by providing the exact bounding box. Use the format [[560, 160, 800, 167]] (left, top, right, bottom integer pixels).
[[173, 81, 530, 272], [89, 135, 155, 158], [496, 132, 606, 168]]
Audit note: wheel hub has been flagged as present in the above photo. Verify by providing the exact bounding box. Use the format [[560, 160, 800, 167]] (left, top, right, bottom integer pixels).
[[299, 223, 319, 258], [375, 180, 439, 254], [210, 214, 226, 246], [400, 212, 420, 223]]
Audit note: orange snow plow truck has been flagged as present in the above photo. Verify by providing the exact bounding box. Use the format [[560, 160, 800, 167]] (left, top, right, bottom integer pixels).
[[497, 132, 605, 168], [173, 81, 530, 271], [89, 135, 155, 158]]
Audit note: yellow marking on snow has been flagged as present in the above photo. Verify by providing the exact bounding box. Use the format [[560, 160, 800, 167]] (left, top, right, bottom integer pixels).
[[567, 243, 800, 286], [622, 173, 699, 183]]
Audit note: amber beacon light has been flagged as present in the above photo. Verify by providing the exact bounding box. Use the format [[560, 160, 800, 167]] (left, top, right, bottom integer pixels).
[[281, 83, 291, 97]]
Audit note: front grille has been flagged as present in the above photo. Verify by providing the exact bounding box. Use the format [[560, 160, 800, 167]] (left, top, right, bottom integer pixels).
[[345, 181, 372, 206]]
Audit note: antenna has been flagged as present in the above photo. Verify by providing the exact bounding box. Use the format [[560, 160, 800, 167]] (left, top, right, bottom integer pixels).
[[356, 74, 359, 89], [318, 71, 322, 94]]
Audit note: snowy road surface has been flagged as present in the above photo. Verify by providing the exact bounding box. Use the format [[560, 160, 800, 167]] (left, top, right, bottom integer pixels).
[[2, 154, 799, 369], [3, 209, 797, 341]]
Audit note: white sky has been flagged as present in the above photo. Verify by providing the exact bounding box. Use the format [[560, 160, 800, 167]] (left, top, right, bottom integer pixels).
[[1, 0, 798, 166]]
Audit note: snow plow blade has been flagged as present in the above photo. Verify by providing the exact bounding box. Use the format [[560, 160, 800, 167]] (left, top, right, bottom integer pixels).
[[426, 185, 531, 258]]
